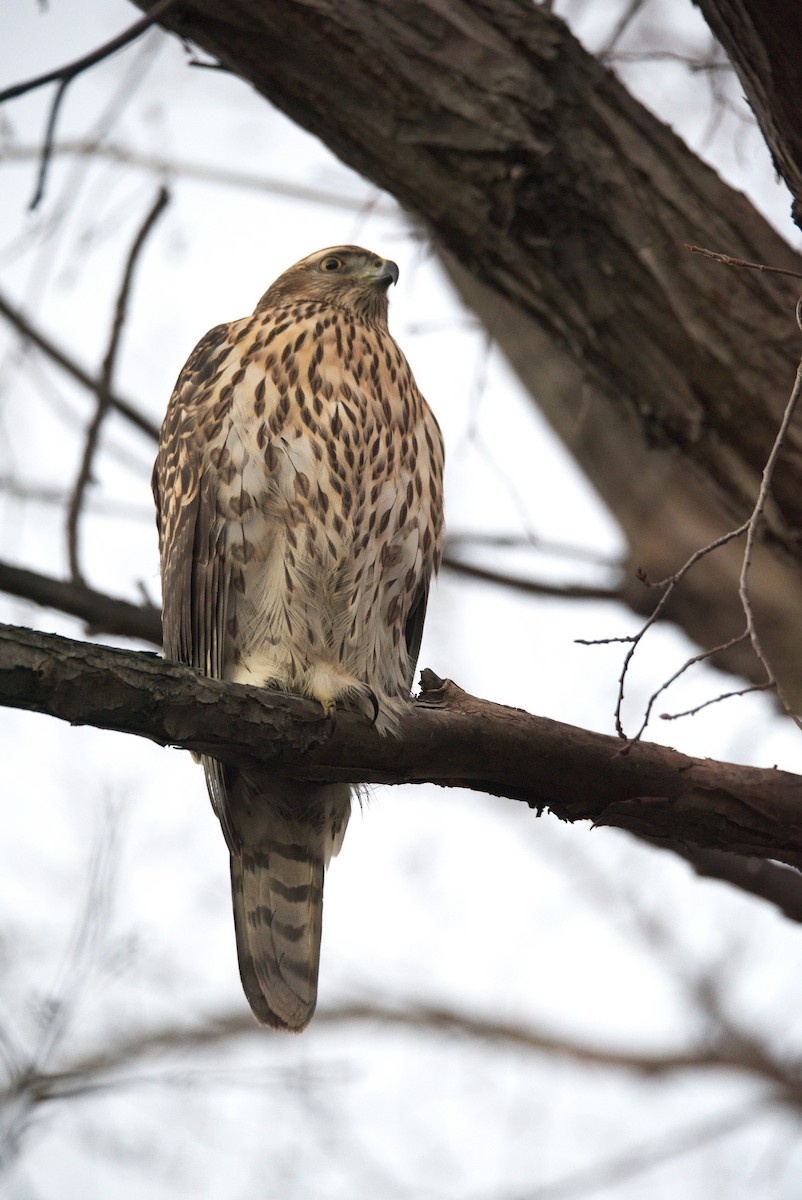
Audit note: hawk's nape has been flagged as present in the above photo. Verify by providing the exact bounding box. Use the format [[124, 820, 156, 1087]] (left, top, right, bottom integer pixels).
[[152, 246, 445, 1030]]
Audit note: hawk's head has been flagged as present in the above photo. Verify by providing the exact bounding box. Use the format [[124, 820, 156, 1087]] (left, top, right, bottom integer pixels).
[[256, 245, 399, 325]]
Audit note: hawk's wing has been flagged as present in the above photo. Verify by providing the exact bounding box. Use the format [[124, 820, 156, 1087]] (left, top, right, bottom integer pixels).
[[153, 323, 238, 848], [153, 323, 232, 677], [404, 581, 429, 689]]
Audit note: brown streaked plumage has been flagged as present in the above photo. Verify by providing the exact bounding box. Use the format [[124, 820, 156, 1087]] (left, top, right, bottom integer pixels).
[[152, 246, 445, 1031]]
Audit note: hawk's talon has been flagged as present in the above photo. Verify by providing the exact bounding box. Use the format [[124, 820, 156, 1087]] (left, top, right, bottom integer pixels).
[[365, 688, 380, 724], [321, 699, 337, 733]]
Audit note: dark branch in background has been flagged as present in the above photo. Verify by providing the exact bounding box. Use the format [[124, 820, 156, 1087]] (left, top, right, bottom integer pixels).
[[0, 999, 792, 1195], [2, 623, 802, 887], [672, 847, 802, 924], [0, 812, 122, 1166], [3, 141, 398, 215], [4, 999, 799, 1102], [0, 560, 160, 644], [65, 187, 168, 585], [441, 554, 621, 602], [0, 0, 177, 209], [597, 0, 648, 58], [0, 290, 160, 440], [444, 531, 620, 568]]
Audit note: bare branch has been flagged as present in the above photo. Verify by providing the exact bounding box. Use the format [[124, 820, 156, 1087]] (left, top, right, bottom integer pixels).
[[441, 555, 621, 602], [0, 560, 160, 644], [2, 141, 397, 215], [445, 530, 620, 569], [4, 998, 793, 1105], [580, 305, 802, 740], [660, 682, 772, 722], [496, 1101, 775, 1200], [0, 0, 178, 209], [577, 522, 750, 740], [0, 289, 160, 441], [597, 0, 648, 58], [686, 243, 802, 281], [65, 187, 168, 584], [675, 847, 802, 924], [1, 624, 802, 871], [738, 345, 802, 728]]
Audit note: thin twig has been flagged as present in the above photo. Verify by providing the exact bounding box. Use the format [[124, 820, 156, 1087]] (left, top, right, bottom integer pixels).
[[66, 187, 168, 583], [660, 682, 773, 722], [446, 529, 620, 568], [0, 0, 175, 103], [597, 0, 647, 58], [0, 0, 177, 209], [441, 556, 621, 602], [576, 521, 749, 739], [0, 289, 160, 440], [496, 1101, 775, 1200], [631, 631, 750, 740], [2, 141, 399, 216], [581, 255, 802, 741], [738, 346, 802, 730], [686, 243, 802, 281], [0, 810, 122, 1169]]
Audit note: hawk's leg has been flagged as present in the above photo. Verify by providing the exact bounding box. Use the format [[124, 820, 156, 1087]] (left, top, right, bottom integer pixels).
[[318, 689, 379, 726]]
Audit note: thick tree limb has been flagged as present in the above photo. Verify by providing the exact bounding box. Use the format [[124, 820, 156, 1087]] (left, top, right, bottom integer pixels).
[[692, 0, 802, 227], [674, 847, 802, 922], [133, 0, 802, 706], [2, 621, 802, 872]]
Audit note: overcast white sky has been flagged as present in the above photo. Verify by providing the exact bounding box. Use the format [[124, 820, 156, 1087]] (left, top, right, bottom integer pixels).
[[2, 2, 802, 1198]]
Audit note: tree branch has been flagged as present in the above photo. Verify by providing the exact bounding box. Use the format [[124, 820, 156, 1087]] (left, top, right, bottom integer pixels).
[[132, 0, 802, 705], [0, 560, 160, 644], [0, 289, 160, 441], [691, 0, 802, 227], [0, 0, 177, 209], [4, 999, 793, 1104], [66, 186, 168, 583], [2, 622, 802, 871], [2, 140, 397, 214], [440, 554, 621, 601]]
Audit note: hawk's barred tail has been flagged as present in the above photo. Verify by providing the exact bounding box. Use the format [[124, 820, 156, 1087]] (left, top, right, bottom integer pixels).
[[230, 841, 324, 1032], [224, 775, 351, 1032]]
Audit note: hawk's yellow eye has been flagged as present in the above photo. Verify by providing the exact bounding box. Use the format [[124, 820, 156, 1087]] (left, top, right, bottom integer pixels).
[[320, 256, 343, 272]]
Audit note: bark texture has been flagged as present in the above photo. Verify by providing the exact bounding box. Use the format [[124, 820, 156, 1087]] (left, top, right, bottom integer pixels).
[[135, 0, 802, 703], [4, 621, 802, 871], [693, 0, 802, 226]]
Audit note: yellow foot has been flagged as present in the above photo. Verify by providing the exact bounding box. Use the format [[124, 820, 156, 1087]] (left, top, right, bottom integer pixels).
[[320, 698, 337, 732]]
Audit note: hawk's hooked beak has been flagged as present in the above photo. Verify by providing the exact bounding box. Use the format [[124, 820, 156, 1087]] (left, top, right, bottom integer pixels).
[[366, 258, 399, 288]]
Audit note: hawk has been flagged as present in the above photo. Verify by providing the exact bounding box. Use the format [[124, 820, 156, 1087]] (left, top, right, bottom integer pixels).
[[153, 246, 445, 1031]]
